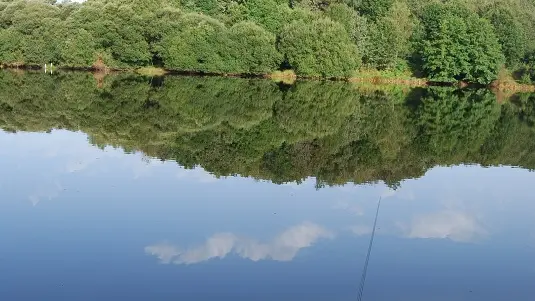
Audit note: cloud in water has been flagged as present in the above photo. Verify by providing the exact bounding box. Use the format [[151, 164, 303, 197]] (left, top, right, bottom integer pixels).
[[404, 211, 486, 242], [145, 223, 333, 264], [28, 181, 63, 206], [349, 225, 373, 236]]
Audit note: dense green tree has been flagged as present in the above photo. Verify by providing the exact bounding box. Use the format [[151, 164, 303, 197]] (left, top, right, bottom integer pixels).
[[0, 0, 61, 34], [0, 27, 24, 65], [419, 4, 504, 83], [1, 0, 535, 82], [61, 28, 98, 67], [357, 0, 394, 20], [244, 0, 292, 34], [228, 22, 282, 74], [68, 0, 153, 67], [156, 13, 235, 73], [364, 1, 414, 70], [482, 3, 527, 67], [278, 18, 360, 77], [22, 19, 66, 65], [325, 2, 368, 49]]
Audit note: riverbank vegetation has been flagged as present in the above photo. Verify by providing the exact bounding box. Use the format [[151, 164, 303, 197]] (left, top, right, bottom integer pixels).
[[2, 71, 535, 187], [2, 0, 535, 84]]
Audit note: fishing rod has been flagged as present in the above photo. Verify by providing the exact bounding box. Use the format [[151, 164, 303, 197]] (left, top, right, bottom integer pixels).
[[357, 197, 382, 301]]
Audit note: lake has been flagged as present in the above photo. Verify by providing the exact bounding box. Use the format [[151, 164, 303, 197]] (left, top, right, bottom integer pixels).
[[1, 71, 535, 301]]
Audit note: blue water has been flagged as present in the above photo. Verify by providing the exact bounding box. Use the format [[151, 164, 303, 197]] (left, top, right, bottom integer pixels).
[[1, 129, 535, 301]]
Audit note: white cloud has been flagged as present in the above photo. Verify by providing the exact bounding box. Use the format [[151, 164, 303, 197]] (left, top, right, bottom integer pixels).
[[144, 242, 182, 264], [381, 188, 397, 199], [349, 225, 373, 236], [145, 223, 334, 265], [28, 181, 63, 206], [176, 166, 219, 183], [404, 211, 486, 242], [332, 201, 364, 216]]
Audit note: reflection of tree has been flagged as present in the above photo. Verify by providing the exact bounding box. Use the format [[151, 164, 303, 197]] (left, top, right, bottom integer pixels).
[[1, 71, 535, 187], [274, 81, 358, 139], [411, 88, 502, 163]]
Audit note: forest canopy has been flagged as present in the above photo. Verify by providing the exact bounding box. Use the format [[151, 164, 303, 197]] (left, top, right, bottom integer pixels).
[[2, 0, 535, 83]]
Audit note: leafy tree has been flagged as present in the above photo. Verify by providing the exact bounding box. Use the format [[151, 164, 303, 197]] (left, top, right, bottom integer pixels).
[[22, 19, 66, 65], [190, 0, 220, 15], [0, 27, 24, 65], [1, 0, 60, 34], [325, 2, 368, 49], [419, 4, 504, 83], [482, 3, 527, 67], [278, 18, 360, 77], [228, 21, 282, 74], [364, 1, 415, 70], [0, 0, 532, 80], [68, 0, 153, 67], [61, 28, 98, 67], [357, 0, 394, 20], [244, 0, 292, 34], [156, 13, 235, 73]]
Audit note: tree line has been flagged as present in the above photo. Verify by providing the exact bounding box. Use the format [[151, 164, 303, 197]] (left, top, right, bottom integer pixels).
[[2, 70, 535, 187], [2, 0, 535, 83]]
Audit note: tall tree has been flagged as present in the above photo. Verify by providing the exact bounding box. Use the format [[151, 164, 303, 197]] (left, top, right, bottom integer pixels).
[[278, 18, 360, 77], [419, 4, 504, 83]]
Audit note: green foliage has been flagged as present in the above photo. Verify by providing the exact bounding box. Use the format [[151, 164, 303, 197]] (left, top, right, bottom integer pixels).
[[482, 3, 527, 67], [244, 0, 292, 34], [278, 18, 360, 77], [157, 13, 235, 73], [364, 1, 415, 70], [0, 27, 24, 64], [325, 2, 368, 49], [357, 0, 394, 20], [419, 4, 504, 83], [22, 19, 66, 65], [61, 28, 98, 67], [1, 0, 61, 34], [228, 22, 283, 74], [191, 0, 220, 15], [0, 0, 534, 82]]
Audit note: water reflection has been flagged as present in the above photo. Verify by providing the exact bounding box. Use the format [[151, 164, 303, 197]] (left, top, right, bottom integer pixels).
[[404, 211, 486, 242], [1, 71, 535, 300], [1, 71, 535, 187], [146, 223, 333, 264]]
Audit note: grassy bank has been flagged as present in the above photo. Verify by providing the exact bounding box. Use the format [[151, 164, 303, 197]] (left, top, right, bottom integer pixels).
[[135, 67, 168, 76], [3, 65, 535, 93]]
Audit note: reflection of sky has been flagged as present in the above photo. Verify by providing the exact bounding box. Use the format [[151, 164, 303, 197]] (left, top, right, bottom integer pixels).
[[1, 130, 535, 300], [146, 222, 334, 264]]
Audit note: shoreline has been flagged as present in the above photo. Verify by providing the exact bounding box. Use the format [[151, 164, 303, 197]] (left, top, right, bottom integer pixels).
[[2, 65, 534, 92]]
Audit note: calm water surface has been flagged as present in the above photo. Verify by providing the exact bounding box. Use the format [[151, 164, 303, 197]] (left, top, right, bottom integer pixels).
[[1, 71, 535, 300]]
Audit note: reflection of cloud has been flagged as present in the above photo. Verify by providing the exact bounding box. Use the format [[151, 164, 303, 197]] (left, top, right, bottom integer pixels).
[[66, 160, 91, 173], [350, 225, 373, 236], [332, 201, 364, 216], [176, 167, 218, 183], [144, 242, 183, 264], [381, 189, 397, 199], [28, 181, 63, 206], [145, 223, 333, 265], [405, 211, 486, 242], [131, 156, 165, 179]]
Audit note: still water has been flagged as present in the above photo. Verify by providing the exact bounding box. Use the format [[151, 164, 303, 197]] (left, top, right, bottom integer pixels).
[[1, 71, 535, 300]]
